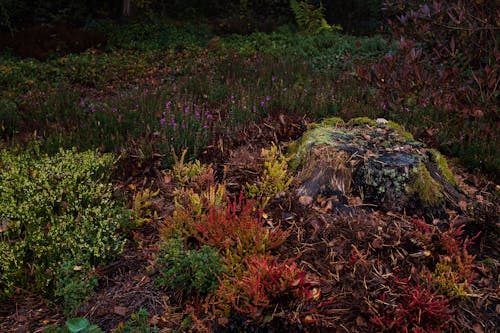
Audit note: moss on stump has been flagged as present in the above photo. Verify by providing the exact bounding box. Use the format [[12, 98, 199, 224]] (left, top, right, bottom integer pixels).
[[289, 117, 463, 219]]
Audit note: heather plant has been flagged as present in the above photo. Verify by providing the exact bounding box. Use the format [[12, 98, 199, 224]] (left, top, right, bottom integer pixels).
[[410, 218, 479, 299], [171, 149, 208, 186], [194, 194, 288, 267], [215, 254, 319, 320], [130, 188, 160, 228], [370, 279, 453, 332], [174, 184, 226, 218], [162, 193, 288, 268], [0, 145, 125, 305], [245, 143, 294, 207]]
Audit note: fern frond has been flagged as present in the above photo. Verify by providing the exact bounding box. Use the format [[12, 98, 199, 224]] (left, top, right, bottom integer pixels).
[[290, 0, 335, 34]]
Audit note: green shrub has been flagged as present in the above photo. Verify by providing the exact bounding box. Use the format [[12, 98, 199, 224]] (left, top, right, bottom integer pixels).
[[156, 237, 225, 295], [115, 308, 158, 333], [0, 145, 126, 306]]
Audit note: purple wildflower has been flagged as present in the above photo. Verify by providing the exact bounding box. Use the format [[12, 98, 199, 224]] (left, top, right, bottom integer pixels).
[[160, 117, 167, 125], [203, 124, 209, 129], [272, 76, 276, 82], [265, 95, 271, 101], [252, 105, 257, 112], [171, 117, 177, 127], [165, 101, 172, 109], [260, 101, 265, 107], [184, 105, 190, 113]]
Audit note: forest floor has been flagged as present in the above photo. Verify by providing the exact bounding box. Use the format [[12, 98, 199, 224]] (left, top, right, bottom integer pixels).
[[2, 113, 499, 332]]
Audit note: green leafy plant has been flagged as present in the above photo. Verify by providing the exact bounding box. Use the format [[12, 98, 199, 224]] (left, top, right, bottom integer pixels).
[[0, 145, 125, 306], [54, 260, 98, 315], [115, 308, 158, 333], [44, 317, 103, 333], [156, 237, 225, 295]]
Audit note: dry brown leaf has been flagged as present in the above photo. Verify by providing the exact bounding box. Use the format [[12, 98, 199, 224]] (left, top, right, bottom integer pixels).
[[299, 195, 313, 206], [113, 306, 128, 317]]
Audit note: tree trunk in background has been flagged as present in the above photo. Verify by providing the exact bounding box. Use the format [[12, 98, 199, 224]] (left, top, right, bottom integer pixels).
[[122, 0, 131, 16]]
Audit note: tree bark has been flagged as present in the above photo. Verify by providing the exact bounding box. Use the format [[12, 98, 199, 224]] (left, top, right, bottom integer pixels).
[[122, 0, 131, 16]]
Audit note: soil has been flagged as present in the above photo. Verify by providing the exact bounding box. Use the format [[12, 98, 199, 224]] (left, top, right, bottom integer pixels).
[[0, 114, 498, 332]]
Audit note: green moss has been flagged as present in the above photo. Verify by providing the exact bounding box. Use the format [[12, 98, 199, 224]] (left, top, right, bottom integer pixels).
[[429, 149, 457, 186], [347, 116, 377, 127], [385, 120, 415, 141], [288, 127, 351, 170], [318, 117, 345, 127], [407, 165, 443, 205]]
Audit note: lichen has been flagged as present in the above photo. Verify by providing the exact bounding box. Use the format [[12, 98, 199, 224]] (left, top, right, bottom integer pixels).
[[407, 165, 443, 205], [429, 149, 457, 186]]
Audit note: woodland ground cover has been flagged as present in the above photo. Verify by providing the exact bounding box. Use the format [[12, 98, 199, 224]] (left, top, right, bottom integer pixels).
[[0, 4, 498, 332]]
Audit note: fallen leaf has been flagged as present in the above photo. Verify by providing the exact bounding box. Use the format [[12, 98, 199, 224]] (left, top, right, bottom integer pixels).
[[473, 324, 484, 333], [149, 315, 160, 326], [356, 316, 367, 327], [298, 195, 313, 206], [372, 238, 383, 249], [114, 306, 128, 317]]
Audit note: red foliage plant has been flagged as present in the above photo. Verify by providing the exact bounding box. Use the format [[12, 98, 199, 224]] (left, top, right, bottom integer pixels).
[[410, 217, 479, 297], [215, 253, 320, 320], [354, 0, 499, 176], [195, 193, 288, 264], [161, 192, 288, 259], [371, 278, 454, 332]]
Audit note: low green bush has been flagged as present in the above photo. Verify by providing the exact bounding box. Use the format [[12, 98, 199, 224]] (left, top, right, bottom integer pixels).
[[0, 145, 126, 310], [156, 237, 225, 295], [115, 308, 158, 333]]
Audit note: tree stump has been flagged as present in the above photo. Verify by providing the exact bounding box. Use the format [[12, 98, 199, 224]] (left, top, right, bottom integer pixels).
[[289, 117, 464, 219]]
